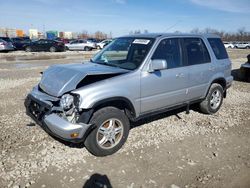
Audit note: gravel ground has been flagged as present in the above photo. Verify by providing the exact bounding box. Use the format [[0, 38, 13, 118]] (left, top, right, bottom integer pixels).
[[0, 49, 250, 188]]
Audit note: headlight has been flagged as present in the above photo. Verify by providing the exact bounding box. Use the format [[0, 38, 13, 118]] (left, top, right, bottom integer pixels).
[[60, 94, 74, 110]]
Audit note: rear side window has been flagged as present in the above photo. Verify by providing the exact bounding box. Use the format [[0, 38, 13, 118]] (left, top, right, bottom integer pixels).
[[183, 38, 211, 65], [152, 38, 182, 69], [208, 38, 228, 59]]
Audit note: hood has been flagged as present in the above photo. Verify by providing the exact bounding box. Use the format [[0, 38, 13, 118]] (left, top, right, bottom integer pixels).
[[39, 62, 129, 97]]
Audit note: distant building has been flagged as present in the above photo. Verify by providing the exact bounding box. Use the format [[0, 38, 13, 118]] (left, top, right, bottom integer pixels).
[[16, 29, 24, 37], [72, 32, 78, 39], [0, 28, 18, 37], [46, 30, 58, 40], [64, 32, 73, 39], [0, 28, 6, 37], [29, 29, 38, 39], [59, 32, 64, 38], [38, 32, 45, 39]]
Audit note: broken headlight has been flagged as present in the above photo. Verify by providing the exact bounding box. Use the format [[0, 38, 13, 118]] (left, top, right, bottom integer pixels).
[[60, 94, 74, 110]]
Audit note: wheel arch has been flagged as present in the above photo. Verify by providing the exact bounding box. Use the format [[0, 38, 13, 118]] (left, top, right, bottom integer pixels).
[[92, 97, 136, 119], [79, 97, 137, 124], [211, 78, 226, 90], [206, 77, 227, 98]]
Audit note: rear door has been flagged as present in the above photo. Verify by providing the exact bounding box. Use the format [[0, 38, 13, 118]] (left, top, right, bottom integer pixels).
[[140, 38, 189, 113], [181, 37, 212, 101]]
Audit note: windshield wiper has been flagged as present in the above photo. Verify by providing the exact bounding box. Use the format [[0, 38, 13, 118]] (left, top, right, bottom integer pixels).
[[96, 62, 120, 68]]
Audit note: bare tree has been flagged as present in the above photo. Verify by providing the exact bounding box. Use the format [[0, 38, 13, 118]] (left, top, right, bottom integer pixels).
[[190, 27, 250, 42]]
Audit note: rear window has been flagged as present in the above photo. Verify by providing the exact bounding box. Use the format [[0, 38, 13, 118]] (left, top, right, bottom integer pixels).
[[208, 38, 228, 59], [183, 38, 211, 66]]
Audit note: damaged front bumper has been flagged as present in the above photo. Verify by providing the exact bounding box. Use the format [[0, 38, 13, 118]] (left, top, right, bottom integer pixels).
[[24, 86, 92, 143]]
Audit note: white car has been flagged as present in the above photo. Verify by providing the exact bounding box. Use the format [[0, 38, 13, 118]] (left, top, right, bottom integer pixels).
[[96, 39, 113, 49], [223, 42, 234, 49], [65, 39, 96, 51], [234, 42, 250, 49]]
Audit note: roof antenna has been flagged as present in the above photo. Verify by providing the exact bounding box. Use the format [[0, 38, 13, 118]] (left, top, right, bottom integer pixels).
[[165, 20, 182, 32]]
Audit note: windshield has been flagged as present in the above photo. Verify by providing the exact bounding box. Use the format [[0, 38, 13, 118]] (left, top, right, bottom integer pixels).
[[92, 37, 155, 70]]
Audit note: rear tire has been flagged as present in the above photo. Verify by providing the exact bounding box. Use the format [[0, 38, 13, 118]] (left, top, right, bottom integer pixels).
[[25, 47, 32, 52], [199, 83, 224, 114], [84, 107, 130, 156], [84, 46, 91, 51]]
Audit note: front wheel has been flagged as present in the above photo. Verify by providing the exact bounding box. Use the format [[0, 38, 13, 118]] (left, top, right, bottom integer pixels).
[[49, 46, 56, 52], [84, 107, 130, 156], [199, 83, 224, 114]]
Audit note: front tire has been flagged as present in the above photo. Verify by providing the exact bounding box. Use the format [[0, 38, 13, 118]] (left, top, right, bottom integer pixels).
[[84, 107, 130, 156], [49, 46, 56, 52], [199, 83, 224, 114]]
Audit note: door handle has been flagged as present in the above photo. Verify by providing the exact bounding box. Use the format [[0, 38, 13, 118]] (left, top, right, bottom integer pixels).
[[176, 73, 184, 78]]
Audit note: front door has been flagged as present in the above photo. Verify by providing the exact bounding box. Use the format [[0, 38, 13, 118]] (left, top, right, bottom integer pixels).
[[140, 38, 188, 114]]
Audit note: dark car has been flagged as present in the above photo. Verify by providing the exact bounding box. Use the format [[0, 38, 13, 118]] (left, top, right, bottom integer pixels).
[[55, 38, 70, 44], [24, 39, 65, 52], [87, 38, 101, 43], [11, 37, 31, 50], [0, 37, 13, 45]]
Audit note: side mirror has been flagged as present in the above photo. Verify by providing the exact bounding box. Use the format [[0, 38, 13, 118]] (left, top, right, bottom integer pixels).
[[148, 59, 167, 72]]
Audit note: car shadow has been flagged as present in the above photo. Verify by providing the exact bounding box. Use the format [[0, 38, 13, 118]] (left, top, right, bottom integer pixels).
[[130, 105, 199, 129], [82, 173, 113, 188]]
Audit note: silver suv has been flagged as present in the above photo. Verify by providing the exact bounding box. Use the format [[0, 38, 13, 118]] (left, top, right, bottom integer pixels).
[[25, 33, 233, 156]]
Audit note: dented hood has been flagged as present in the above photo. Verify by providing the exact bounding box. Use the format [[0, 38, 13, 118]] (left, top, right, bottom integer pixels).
[[39, 62, 129, 97]]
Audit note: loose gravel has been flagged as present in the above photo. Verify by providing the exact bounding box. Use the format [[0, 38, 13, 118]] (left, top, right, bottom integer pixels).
[[0, 49, 250, 187]]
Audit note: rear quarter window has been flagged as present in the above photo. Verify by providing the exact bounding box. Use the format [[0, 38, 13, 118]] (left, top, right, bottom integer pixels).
[[208, 38, 228, 59]]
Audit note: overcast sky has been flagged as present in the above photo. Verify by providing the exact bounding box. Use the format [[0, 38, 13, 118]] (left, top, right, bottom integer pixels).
[[0, 0, 249, 36]]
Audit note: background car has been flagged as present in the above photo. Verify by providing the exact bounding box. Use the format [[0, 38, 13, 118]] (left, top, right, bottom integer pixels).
[[0, 37, 14, 47], [24, 39, 65, 52], [11, 37, 31, 50], [234, 42, 250, 49], [96, 39, 113, 49], [0, 38, 15, 52], [223, 42, 235, 48], [86, 38, 100, 43], [65, 39, 96, 51]]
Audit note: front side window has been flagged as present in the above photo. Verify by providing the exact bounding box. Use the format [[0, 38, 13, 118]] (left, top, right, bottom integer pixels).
[[92, 37, 154, 70], [152, 38, 182, 69], [37, 40, 46, 44], [208, 38, 228, 60], [183, 38, 211, 65]]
